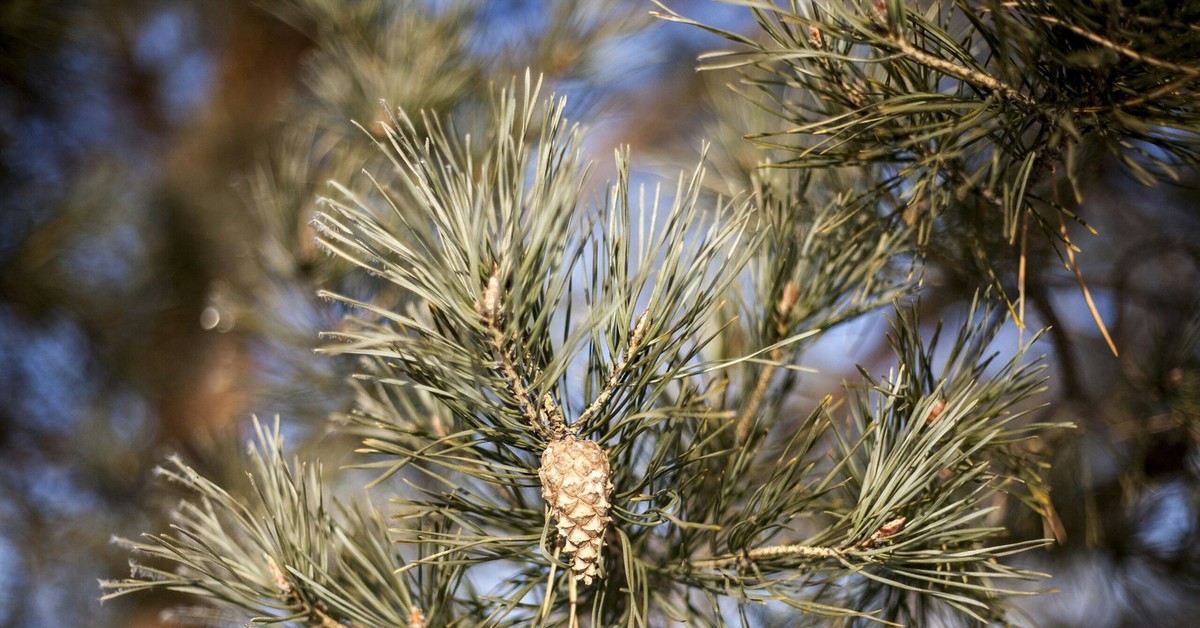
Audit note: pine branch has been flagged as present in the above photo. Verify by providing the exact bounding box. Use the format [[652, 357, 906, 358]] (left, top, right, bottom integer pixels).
[[877, 24, 1034, 107], [1026, 12, 1200, 78], [313, 75, 760, 624], [264, 555, 345, 628], [658, 0, 1200, 329], [101, 417, 435, 626], [661, 293, 1062, 624]]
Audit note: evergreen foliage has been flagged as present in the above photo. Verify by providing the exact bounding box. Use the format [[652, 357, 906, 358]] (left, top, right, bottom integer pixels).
[[659, 0, 1200, 331], [102, 0, 1200, 625]]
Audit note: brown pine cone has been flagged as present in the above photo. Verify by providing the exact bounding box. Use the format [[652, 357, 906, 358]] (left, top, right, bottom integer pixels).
[[539, 434, 612, 585]]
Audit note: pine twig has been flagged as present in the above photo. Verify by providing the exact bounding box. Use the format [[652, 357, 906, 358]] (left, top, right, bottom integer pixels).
[[477, 268, 559, 438], [568, 575, 580, 628], [1078, 74, 1199, 113], [691, 517, 908, 569], [807, 24, 868, 109], [736, 281, 801, 442], [880, 28, 1035, 107], [690, 544, 843, 568], [576, 311, 652, 427]]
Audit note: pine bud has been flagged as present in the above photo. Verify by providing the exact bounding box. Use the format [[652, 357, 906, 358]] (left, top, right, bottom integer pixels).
[[478, 273, 501, 321], [870, 516, 907, 545], [539, 434, 612, 585], [408, 607, 426, 628], [925, 398, 946, 425]]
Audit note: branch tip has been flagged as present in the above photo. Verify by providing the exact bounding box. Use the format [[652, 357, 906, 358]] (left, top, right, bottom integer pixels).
[[265, 554, 289, 593], [477, 264, 547, 437], [477, 270, 502, 322]]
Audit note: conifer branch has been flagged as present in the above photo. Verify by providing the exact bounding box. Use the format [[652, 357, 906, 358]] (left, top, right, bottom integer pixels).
[[878, 29, 1035, 107], [98, 1, 1143, 622], [1084, 73, 1199, 113], [102, 417, 434, 626], [477, 268, 558, 438], [576, 310, 651, 428], [691, 516, 908, 568], [736, 280, 800, 442]]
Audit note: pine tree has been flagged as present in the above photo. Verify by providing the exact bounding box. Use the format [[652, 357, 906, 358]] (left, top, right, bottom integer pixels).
[[102, 0, 1200, 625]]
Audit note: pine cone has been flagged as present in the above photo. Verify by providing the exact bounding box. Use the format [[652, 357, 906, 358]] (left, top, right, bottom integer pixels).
[[539, 434, 612, 585]]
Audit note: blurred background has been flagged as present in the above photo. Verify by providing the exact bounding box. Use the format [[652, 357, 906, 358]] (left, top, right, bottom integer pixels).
[[1, 1, 1199, 626]]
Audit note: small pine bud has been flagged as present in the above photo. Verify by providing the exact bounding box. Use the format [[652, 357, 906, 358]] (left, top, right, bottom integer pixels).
[[265, 554, 289, 593], [808, 25, 823, 48], [539, 434, 613, 585], [408, 606, 426, 628], [870, 516, 907, 545], [478, 273, 501, 320], [778, 281, 800, 318], [925, 398, 946, 425], [776, 281, 801, 334]]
